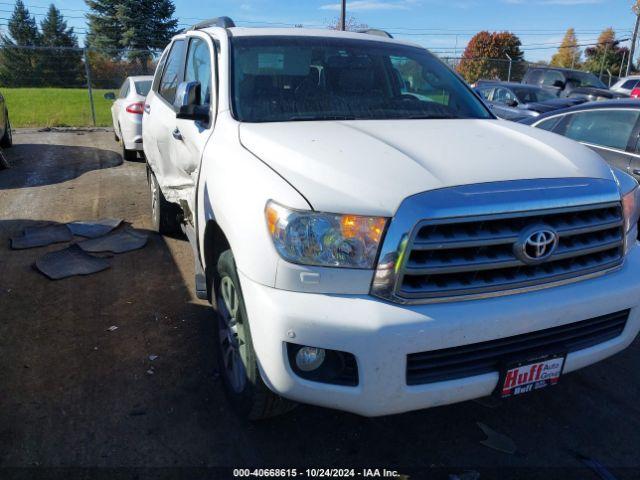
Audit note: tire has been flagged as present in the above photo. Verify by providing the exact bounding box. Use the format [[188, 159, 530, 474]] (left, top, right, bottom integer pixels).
[[214, 250, 296, 420], [148, 166, 181, 235], [1, 114, 13, 148]]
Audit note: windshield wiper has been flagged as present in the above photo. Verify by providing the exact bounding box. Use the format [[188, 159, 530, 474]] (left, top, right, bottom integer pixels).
[[287, 115, 356, 122]]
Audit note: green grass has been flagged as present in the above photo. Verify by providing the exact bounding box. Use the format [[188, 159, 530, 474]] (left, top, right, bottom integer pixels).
[[3, 88, 117, 128]]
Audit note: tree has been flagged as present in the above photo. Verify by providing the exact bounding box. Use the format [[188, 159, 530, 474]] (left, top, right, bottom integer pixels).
[[0, 0, 42, 86], [583, 27, 630, 77], [40, 5, 83, 86], [550, 28, 581, 68], [86, 0, 178, 70], [456, 31, 524, 83]]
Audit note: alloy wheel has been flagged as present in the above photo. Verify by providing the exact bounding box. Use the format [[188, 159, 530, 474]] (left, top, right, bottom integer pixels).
[[217, 276, 247, 393]]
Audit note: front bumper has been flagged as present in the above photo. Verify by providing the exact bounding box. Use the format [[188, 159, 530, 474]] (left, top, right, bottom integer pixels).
[[239, 245, 640, 417]]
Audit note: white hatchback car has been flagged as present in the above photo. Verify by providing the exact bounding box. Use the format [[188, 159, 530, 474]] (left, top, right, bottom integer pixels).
[[610, 76, 640, 96], [105, 75, 153, 160]]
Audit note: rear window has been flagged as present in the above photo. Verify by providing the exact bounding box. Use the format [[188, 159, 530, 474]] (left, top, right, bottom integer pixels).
[[620, 79, 639, 90], [135, 80, 152, 96]]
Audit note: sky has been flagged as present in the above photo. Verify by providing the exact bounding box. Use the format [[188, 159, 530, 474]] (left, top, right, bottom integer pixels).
[[1, 0, 638, 62]]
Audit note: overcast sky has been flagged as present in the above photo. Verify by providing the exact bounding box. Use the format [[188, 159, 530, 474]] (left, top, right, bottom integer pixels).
[[4, 0, 638, 62]]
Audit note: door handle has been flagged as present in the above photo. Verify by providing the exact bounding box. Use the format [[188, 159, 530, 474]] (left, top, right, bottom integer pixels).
[[172, 128, 183, 141], [144, 104, 151, 114]]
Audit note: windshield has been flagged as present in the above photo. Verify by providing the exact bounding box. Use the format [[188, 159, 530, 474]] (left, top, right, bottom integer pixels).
[[566, 71, 607, 89], [231, 36, 492, 123], [135, 80, 152, 96], [513, 87, 557, 103]]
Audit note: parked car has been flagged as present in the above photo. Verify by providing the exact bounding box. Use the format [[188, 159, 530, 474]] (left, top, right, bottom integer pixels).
[[610, 75, 640, 96], [143, 18, 640, 419], [105, 75, 153, 160], [475, 80, 585, 121], [522, 66, 628, 101], [0, 90, 13, 149], [520, 100, 640, 178]]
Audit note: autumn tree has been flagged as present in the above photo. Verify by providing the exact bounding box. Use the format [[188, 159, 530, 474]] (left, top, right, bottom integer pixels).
[[551, 28, 581, 68], [583, 27, 630, 77], [456, 31, 524, 83]]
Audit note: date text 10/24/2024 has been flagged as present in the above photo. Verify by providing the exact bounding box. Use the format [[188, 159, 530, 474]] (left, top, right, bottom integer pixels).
[[233, 469, 403, 478]]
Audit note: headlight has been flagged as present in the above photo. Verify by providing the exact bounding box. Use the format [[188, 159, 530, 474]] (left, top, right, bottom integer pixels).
[[265, 201, 388, 269], [622, 184, 640, 234]]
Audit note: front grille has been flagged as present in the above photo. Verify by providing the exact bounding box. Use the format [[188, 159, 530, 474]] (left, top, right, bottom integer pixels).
[[406, 310, 629, 385], [398, 203, 624, 301]]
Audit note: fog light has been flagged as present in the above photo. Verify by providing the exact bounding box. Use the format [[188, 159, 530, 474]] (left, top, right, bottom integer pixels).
[[295, 346, 326, 372]]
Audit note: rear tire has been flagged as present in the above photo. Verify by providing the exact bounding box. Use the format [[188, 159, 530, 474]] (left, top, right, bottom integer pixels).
[[148, 166, 181, 235], [214, 250, 296, 420], [1, 115, 13, 148]]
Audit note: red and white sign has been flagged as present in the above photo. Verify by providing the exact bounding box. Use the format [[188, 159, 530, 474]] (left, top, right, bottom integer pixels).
[[501, 357, 565, 397]]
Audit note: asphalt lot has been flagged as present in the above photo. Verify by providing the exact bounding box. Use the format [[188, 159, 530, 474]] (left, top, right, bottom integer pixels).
[[0, 129, 639, 479]]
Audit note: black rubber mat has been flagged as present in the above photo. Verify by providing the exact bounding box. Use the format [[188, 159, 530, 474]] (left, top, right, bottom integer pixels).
[[35, 244, 110, 280], [11, 224, 73, 250], [78, 228, 148, 254], [67, 218, 123, 238]]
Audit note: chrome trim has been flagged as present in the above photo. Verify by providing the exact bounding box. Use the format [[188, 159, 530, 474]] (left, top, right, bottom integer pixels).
[[371, 178, 624, 305]]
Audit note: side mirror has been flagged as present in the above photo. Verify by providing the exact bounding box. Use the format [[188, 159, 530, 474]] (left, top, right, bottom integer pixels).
[[174, 81, 209, 122], [552, 80, 565, 89], [104, 92, 116, 101]]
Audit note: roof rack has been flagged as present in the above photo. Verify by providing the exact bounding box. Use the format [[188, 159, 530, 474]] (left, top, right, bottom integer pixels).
[[358, 28, 393, 39], [189, 16, 235, 31]]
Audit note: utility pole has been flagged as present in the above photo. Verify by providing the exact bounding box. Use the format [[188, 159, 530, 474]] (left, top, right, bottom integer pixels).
[[83, 48, 96, 127], [599, 41, 610, 80], [340, 0, 346, 31], [505, 53, 513, 82], [627, 2, 640, 76]]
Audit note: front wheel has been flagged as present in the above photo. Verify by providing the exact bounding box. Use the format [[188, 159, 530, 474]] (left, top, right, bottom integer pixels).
[[214, 250, 296, 420]]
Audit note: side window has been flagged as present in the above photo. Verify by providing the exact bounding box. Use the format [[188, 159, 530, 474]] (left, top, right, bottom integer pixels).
[[184, 38, 213, 106], [476, 87, 493, 100], [535, 116, 563, 132], [152, 47, 170, 92], [526, 69, 543, 85], [119, 80, 129, 98], [542, 70, 564, 87], [621, 79, 639, 90], [493, 88, 517, 104], [159, 39, 187, 105], [560, 110, 640, 150]]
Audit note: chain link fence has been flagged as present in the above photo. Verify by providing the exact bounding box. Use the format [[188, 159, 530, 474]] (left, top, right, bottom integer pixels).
[[0, 45, 161, 128]]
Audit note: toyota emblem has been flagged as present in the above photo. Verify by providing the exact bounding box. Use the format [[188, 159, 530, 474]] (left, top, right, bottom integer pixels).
[[514, 225, 559, 264]]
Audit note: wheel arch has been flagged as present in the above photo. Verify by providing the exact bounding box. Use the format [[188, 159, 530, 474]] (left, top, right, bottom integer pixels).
[[203, 219, 231, 301]]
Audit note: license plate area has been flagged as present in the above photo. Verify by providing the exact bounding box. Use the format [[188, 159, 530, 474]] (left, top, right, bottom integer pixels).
[[497, 353, 566, 398]]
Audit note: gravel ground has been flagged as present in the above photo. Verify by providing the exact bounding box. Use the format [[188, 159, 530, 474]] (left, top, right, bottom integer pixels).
[[0, 129, 639, 480]]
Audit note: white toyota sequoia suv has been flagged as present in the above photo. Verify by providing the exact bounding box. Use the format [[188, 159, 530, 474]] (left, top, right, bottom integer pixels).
[[143, 18, 640, 419]]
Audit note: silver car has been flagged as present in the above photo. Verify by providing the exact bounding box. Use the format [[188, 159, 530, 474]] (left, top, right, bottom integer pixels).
[[105, 76, 153, 161]]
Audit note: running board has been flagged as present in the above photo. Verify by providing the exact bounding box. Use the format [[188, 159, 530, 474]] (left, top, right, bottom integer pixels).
[[182, 223, 208, 300]]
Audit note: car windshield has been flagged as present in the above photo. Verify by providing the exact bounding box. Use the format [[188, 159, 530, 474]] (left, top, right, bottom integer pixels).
[[231, 36, 492, 123], [566, 71, 607, 89], [135, 80, 152, 96], [512, 87, 557, 103]]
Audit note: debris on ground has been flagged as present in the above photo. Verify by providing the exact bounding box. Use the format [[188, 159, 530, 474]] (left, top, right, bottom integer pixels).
[[146, 367, 155, 375], [476, 422, 517, 454], [107, 325, 118, 332], [11, 224, 73, 250], [79, 228, 148, 254], [67, 218, 123, 238], [35, 244, 110, 280], [148, 354, 158, 361]]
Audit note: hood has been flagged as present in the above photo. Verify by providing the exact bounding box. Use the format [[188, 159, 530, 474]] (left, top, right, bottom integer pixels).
[[569, 87, 628, 99], [239, 119, 614, 216], [523, 97, 586, 113]]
